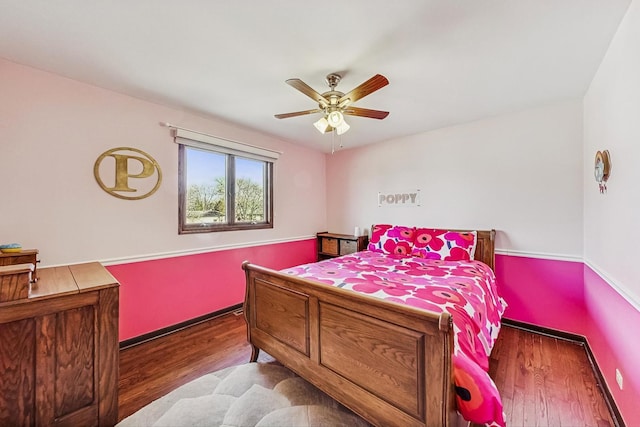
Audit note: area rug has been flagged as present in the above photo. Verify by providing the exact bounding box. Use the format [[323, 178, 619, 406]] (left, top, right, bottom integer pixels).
[[116, 362, 370, 427]]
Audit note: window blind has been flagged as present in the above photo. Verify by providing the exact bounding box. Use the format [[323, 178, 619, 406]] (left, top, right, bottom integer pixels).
[[172, 128, 281, 162]]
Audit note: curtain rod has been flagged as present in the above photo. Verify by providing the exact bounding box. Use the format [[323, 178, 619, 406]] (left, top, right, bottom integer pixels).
[[159, 122, 283, 155]]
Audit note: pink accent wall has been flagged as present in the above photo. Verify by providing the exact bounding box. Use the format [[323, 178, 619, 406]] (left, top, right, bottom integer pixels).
[[583, 265, 640, 426], [107, 239, 316, 341], [495, 254, 640, 425], [494, 254, 587, 334]]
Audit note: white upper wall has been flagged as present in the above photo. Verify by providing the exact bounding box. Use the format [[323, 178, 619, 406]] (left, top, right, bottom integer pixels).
[[326, 99, 584, 258], [0, 58, 326, 266], [584, 0, 640, 306]]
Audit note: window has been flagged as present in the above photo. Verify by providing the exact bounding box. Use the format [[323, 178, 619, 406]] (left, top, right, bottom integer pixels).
[[174, 128, 278, 234]]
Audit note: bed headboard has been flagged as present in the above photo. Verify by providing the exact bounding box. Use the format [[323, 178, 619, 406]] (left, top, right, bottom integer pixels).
[[473, 229, 496, 271]]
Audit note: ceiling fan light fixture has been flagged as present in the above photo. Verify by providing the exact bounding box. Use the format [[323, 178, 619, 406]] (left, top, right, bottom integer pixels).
[[336, 120, 350, 135], [326, 110, 344, 127], [313, 117, 331, 133]]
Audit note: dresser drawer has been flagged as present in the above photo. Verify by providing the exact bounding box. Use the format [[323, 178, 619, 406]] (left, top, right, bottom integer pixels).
[[0, 250, 39, 282], [339, 239, 357, 255], [0, 264, 32, 302], [321, 238, 338, 255], [0, 254, 35, 266]]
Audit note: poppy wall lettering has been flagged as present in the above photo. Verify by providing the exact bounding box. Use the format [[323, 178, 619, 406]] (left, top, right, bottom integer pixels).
[[377, 190, 421, 207]]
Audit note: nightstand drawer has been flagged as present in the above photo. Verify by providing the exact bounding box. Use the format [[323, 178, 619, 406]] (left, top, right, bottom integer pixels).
[[339, 240, 357, 255], [320, 238, 338, 256], [316, 232, 369, 261]]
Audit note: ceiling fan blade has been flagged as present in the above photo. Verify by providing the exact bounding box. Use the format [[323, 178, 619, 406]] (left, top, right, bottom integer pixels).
[[339, 74, 389, 104], [274, 109, 322, 119], [343, 106, 389, 120], [285, 79, 330, 105]]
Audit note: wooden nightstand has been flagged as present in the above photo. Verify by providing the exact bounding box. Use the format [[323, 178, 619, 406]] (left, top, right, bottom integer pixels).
[[317, 232, 368, 261]]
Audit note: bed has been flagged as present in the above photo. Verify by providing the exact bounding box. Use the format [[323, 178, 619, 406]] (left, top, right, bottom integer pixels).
[[242, 226, 506, 427]]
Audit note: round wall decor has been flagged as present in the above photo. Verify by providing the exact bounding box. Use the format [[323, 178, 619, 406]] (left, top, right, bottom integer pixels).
[[594, 150, 611, 193], [94, 147, 162, 200]]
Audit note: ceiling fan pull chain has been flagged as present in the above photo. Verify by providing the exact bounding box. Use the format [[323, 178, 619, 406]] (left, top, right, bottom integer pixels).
[[331, 128, 336, 154]]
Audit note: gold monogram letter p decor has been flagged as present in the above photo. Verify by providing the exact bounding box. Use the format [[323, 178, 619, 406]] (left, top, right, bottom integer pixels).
[[94, 147, 162, 200]]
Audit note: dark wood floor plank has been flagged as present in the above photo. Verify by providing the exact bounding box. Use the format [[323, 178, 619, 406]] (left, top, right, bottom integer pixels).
[[513, 326, 529, 426], [528, 333, 547, 427], [567, 342, 591, 425], [491, 326, 516, 424], [118, 313, 618, 426], [581, 358, 615, 426], [553, 337, 578, 427], [523, 331, 537, 425], [566, 341, 590, 424], [539, 333, 562, 426], [566, 339, 613, 427]]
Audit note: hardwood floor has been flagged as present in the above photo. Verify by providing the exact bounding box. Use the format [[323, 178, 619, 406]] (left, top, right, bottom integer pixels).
[[118, 311, 255, 420], [487, 325, 615, 427], [118, 312, 617, 426]]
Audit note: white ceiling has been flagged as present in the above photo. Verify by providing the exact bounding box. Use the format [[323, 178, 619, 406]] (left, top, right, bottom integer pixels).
[[0, 1, 631, 152]]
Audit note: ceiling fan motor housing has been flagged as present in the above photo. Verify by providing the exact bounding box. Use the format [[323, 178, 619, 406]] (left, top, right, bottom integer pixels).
[[325, 73, 341, 89], [319, 91, 345, 110]]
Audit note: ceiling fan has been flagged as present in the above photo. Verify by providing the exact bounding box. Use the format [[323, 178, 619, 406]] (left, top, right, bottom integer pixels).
[[275, 73, 389, 136]]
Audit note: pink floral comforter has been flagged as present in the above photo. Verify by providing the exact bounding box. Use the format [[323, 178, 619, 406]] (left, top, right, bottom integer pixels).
[[283, 250, 508, 426]]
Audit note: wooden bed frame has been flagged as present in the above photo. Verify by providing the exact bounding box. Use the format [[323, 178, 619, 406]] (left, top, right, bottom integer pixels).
[[242, 229, 495, 427]]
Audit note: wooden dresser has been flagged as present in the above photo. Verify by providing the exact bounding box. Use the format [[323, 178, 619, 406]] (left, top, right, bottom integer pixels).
[[0, 262, 119, 426]]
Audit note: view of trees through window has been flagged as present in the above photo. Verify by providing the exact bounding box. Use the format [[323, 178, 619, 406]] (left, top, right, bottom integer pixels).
[[186, 176, 227, 223], [181, 146, 271, 232]]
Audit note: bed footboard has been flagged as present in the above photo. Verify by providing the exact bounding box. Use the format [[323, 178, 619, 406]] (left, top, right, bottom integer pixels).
[[242, 261, 457, 427]]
